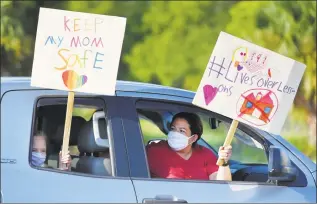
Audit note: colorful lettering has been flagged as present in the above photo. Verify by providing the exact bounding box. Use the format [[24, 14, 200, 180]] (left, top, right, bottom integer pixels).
[[70, 36, 104, 48], [93, 52, 104, 69], [55, 48, 83, 70], [70, 36, 82, 47], [64, 16, 71, 31], [55, 48, 69, 70], [81, 50, 92, 68], [94, 18, 104, 33], [84, 19, 93, 31], [45, 36, 64, 47], [74, 18, 80, 31], [91, 37, 104, 48], [45, 36, 56, 46], [82, 37, 90, 46]]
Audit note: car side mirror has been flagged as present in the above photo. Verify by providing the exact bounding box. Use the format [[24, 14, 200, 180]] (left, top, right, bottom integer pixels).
[[268, 146, 297, 184]]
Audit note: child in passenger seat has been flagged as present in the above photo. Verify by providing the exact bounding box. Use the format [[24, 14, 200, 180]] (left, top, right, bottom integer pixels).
[[31, 132, 72, 171]]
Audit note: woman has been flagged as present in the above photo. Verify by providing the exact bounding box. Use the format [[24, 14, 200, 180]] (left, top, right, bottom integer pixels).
[[146, 112, 232, 181], [32, 132, 72, 171]]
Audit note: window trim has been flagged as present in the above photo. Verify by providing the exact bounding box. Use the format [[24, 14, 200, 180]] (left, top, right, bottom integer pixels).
[[28, 95, 130, 178], [130, 98, 308, 187]]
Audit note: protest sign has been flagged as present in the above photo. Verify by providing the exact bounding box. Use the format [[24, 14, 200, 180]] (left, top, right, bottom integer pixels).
[[31, 7, 126, 95], [192, 32, 306, 165], [30, 7, 126, 164]]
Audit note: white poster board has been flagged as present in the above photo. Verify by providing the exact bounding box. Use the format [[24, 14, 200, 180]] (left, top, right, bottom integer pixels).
[[31, 7, 127, 95], [192, 32, 306, 135]]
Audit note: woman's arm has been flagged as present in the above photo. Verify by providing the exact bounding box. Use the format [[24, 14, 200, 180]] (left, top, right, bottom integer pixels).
[[209, 145, 233, 181], [209, 166, 232, 181]]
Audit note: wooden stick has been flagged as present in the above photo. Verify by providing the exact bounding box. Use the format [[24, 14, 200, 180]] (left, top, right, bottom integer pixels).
[[216, 119, 239, 166], [60, 91, 75, 168]]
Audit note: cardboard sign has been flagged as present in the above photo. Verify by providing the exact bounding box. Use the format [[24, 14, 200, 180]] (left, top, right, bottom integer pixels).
[[192, 32, 306, 135], [31, 7, 126, 95]]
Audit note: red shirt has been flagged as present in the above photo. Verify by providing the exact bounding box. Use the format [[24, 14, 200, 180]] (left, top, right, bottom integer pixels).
[[146, 141, 218, 180]]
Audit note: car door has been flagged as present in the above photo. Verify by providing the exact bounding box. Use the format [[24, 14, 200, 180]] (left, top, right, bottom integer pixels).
[[1, 89, 137, 203], [120, 96, 316, 203]]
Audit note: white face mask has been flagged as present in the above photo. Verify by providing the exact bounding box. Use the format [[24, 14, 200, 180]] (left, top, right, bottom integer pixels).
[[167, 131, 194, 151]]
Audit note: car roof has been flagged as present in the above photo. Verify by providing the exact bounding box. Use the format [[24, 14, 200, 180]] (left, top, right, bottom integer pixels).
[[1, 77, 195, 99]]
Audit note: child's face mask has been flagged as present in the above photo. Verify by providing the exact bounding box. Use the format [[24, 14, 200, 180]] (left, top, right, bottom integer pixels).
[[31, 151, 46, 167]]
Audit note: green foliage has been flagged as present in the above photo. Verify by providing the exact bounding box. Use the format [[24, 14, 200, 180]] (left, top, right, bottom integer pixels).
[[1, 1, 34, 71], [285, 135, 316, 162], [125, 1, 237, 89], [124, 1, 316, 114], [226, 1, 316, 109]]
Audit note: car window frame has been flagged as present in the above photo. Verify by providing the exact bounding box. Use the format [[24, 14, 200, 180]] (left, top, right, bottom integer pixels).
[[136, 99, 270, 156], [125, 97, 308, 187], [28, 95, 131, 179]]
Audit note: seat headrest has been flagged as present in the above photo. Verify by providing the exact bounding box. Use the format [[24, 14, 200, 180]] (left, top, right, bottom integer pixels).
[[77, 111, 109, 153], [55, 117, 86, 145]]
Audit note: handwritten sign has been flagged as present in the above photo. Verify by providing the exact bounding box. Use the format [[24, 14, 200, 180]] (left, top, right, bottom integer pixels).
[[31, 7, 126, 95], [192, 32, 306, 135]]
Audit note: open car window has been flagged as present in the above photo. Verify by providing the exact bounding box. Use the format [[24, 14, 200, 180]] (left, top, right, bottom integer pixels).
[[31, 97, 116, 177], [199, 115, 267, 164], [137, 102, 268, 165]]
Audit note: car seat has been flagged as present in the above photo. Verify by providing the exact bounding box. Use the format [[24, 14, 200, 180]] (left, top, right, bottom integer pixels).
[[47, 116, 86, 169], [76, 111, 112, 176]]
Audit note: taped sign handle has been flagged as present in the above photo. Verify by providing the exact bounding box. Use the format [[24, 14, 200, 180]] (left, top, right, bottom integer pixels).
[[216, 119, 239, 166]]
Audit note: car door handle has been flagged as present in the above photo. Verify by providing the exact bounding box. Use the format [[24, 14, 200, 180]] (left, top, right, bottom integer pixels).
[[143, 195, 188, 203]]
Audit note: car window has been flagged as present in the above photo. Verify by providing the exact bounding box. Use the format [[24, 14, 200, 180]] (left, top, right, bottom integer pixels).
[[136, 100, 269, 183], [199, 114, 267, 164], [139, 114, 167, 145], [138, 109, 267, 164], [31, 97, 115, 177]]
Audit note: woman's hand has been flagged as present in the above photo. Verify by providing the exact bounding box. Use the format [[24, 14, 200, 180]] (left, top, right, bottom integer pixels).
[[218, 145, 232, 163], [58, 151, 72, 171]]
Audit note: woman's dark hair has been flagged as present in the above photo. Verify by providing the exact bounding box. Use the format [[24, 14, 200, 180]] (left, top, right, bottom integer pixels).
[[171, 112, 203, 147]]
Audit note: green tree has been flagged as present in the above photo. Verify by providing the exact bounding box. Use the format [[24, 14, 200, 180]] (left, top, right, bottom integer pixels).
[[125, 1, 316, 144], [225, 1, 316, 143], [1, 0, 65, 76], [125, 1, 237, 89], [1, 1, 35, 75]]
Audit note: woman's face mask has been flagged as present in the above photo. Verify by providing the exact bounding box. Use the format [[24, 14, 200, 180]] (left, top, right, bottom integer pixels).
[[31, 152, 46, 167], [167, 131, 194, 151]]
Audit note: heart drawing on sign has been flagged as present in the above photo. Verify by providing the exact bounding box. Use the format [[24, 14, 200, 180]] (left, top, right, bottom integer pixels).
[[62, 70, 88, 90], [203, 84, 218, 105], [237, 64, 244, 71]]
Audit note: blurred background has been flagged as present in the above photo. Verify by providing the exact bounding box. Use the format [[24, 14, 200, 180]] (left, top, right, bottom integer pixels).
[[1, 1, 316, 161]]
